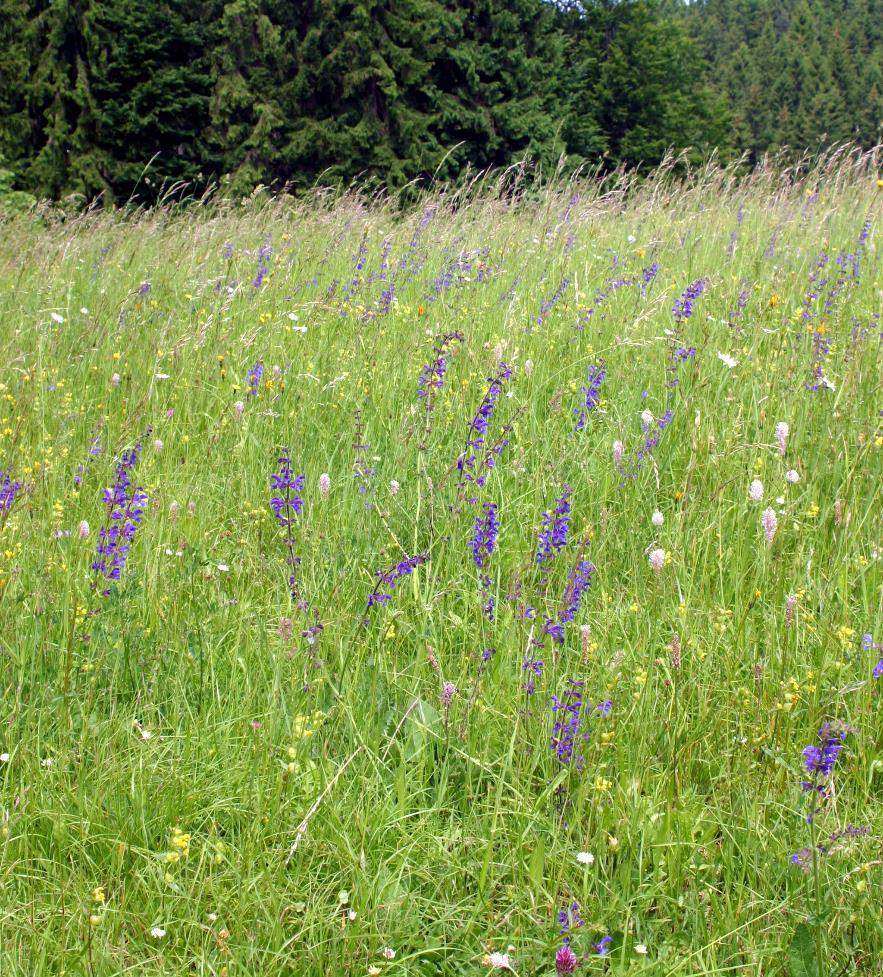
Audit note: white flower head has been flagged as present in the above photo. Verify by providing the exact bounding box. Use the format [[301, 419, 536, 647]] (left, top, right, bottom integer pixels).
[[488, 951, 512, 970], [785, 469, 800, 484], [651, 510, 664, 527], [717, 351, 737, 368], [150, 926, 166, 939], [635, 944, 648, 955], [648, 548, 666, 574], [381, 948, 396, 960], [576, 851, 595, 865], [51, 312, 65, 324]]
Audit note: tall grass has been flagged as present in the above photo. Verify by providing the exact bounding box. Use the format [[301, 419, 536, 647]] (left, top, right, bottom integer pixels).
[[0, 145, 880, 976]]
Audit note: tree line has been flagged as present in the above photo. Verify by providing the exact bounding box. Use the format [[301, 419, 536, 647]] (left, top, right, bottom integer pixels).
[[0, 0, 879, 204]]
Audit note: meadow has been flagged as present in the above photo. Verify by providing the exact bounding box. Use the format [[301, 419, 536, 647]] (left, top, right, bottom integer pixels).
[[0, 148, 881, 977]]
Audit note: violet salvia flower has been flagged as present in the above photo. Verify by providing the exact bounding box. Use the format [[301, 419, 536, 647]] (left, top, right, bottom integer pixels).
[[245, 360, 264, 397], [550, 679, 588, 768], [560, 559, 593, 623], [270, 449, 304, 599], [672, 279, 706, 322], [543, 617, 566, 645], [557, 900, 584, 935], [456, 362, 512, 493], [417, 331, 463, 404], [366, 553, 428, 611], [573, 362, 606, 432], [73, 436, 102, 487], [593, 936, 613, 957], [522, 655, 543, 695], [469, 502, 499, 570], [535, 485, 572, 568], [641, 262, 659, 297], [801, 722, 849, 789], [91, 441, 148, 588], [0, 470, 22, 514]]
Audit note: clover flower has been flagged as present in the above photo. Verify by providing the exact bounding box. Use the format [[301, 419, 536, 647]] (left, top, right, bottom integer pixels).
[[775, 421, 789, 455], [748, 479, 764, 503], [555, 944, 579, 974], [761, 507, 777, 545]]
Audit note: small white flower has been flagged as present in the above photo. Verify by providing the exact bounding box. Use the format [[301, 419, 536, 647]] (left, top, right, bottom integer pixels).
[[381, 948, 396, 960], [50, 312, 65, 323], [140, 729, 152, 741], [488, 951, 512, 970], [111, 372, 121, 387], [217, 564, 230, 572], [389, 479, 400, 496], [80, 307, 89, 315], [628, 234, 636, 243], [785, 469, 800, 484], [635, 944, 648, 955], [207, 913, 218, 922], [154, 373, 170, 380], [717, 351, 738, 368], [776, 496, 785, 506], [347, 910, 357, 921], [41, 757, 53, 768], [153, 439, 163, 454], [0, 753, 9, 763], [641, 409, 654, 428], [150, 926, 166, 939], [319, 473, 331, 498], [748, 479, 764, 503], [651, 511, 664, 527], [820, 375, 835, 391], [576, 851, 595, 865]]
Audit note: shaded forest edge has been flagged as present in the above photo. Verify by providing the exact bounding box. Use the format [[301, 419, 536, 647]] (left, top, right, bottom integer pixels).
[[0, 0, 881, 206]]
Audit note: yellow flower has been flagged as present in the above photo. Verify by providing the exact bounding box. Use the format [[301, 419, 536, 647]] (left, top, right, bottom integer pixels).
[[877, 179, 883, 189]]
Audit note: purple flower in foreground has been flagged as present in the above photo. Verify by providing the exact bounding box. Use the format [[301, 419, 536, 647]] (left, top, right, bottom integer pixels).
[[269, 448, 304, 599], [555, 944, 579, 975], [801, 722, 848, 789], [874, 660, 883, 680]]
